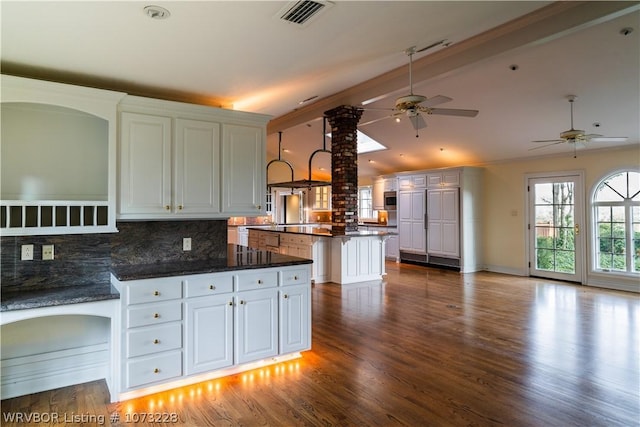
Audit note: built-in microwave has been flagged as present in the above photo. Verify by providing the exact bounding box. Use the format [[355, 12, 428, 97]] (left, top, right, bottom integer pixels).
[[384, 191, 397, 210]]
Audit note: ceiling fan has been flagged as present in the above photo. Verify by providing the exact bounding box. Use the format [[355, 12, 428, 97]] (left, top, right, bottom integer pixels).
[[360, 43, 479, 137], [530, 95, 628, 153]]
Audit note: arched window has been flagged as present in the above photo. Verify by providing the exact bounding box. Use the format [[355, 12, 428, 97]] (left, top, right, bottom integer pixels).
[[593, 171, 640, 274]]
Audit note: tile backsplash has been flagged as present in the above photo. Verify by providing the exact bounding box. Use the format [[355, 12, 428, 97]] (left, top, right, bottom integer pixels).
[[0, 233, 112, 292], [1, 219, 228, 292], [111, 220, 227, 266]]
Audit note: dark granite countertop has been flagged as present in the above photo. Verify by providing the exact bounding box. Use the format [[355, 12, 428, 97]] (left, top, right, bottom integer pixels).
[[111, 245, 312, 281], [1, 282, 120, 312], [246, 225, 396, 237]]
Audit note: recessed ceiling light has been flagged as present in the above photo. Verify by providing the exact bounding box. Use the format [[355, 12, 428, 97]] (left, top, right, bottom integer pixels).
[[144, 5, 171, 20]]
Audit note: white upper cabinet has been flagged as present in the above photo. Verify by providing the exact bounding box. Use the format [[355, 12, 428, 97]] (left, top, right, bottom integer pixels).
[[174, 119, 221, 214], [1, 75, 125, 235], [118, 96, 270, 219], [221, 124, 265, 215], [119, 112, 172, 215], [427, 171, 460, 187], [372, 177, 385, 210]]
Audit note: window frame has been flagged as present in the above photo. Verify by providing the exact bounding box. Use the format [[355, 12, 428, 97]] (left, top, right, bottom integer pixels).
[[590, 169, 640, 276], [358, 185, 377, 221]]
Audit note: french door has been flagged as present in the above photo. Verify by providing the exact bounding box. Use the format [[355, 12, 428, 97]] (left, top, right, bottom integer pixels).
[[527, 174, 585, 283]]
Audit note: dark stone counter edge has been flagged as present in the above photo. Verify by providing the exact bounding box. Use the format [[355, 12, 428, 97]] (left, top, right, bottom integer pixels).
[[111, 257, 313, 282], [246, 226, 396, 237], [1, 283, 119, 312]]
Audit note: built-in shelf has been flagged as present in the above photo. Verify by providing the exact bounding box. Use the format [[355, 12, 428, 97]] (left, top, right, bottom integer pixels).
[[1, 75, 126, 236], [0, 200, 114, 236]]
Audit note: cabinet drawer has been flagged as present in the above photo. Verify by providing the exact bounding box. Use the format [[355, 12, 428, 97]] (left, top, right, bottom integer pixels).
[[126, 350, 182, 389], [281, 268, 308, 286], [236, 270, 278, 291], [127, 302, 182, 328], [291, 235, 312, 245], [126, 277, 182, 305], [127, 322, 182, 358], [184, 274, 234, 298]]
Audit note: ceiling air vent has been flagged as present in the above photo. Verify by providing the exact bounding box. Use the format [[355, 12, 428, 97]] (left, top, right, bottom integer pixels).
[[277, 0, 333, 26]]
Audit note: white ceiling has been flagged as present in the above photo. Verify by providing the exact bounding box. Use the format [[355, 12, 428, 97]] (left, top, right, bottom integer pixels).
[[2, 1, 639, 181]]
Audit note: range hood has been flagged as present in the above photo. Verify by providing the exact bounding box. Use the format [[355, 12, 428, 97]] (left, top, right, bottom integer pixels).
[[267, 118, 331, 189]]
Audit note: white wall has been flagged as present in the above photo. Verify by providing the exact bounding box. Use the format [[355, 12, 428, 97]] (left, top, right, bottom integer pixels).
[[481, 145, 640, 291]]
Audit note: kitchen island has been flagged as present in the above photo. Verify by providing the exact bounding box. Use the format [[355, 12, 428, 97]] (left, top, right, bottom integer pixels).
[[247, 225, 394, 285]]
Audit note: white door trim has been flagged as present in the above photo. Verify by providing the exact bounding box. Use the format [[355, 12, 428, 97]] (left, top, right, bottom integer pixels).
[[524, 170, 586, 284]]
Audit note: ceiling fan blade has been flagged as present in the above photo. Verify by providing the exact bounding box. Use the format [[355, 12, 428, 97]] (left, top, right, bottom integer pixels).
[[359, 107, 396, 111], [532, 139, 564, 143], [409, 114, 427, 131], [359, 116, 392, 127], [420, 95, 453, 108], [428, 108, 479, 117], [416, 39, 448, 53], [359, 112, 402, 127], [528, 141, 565, 151], [588, 136, 628, 142]]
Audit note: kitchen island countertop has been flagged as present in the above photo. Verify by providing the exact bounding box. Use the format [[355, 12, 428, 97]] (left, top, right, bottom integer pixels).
[[246, 224, 396, 237]]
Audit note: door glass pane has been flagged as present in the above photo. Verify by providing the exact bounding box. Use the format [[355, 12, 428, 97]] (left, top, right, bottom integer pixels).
[[534, 181, 576, 274]]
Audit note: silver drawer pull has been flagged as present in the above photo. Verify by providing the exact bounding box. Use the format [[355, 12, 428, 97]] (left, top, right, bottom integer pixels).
[[153, 339, 160, 344], [153, 313, 160, 318], [257, 280, 263, 284], [228, 301, 233, 306], [209, 285, 216, 290], [240, 300, 245, 305], [283, 294, 289, 299], [294, 276, 299, 280], [153, 290, 160, 296], [154, 368, 160, 374]]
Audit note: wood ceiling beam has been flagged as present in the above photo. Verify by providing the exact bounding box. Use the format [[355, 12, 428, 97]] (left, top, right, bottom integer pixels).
[[267, 1, 639, 135]]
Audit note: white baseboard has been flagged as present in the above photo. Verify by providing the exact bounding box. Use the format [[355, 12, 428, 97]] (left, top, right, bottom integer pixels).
[[1, 343, 109, 399], [482, 265, 527, 276]]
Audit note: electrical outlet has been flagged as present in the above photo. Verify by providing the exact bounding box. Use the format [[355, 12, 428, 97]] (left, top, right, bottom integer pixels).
[[183, 237, 192, 251], [42, 244, 54, 260], [21, 244, 34, 261]]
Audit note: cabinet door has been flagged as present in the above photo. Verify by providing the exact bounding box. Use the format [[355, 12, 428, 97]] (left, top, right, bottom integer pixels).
[[222, 124, 265, 215], [119, 112, 172, 214], [385, 235, 399, 259], [235, 289, 278, 364], [279, 285, 311, 354], [427, 188, 459, 257], [398, 190, 425, 252], [174, 119, 220, 214], [185, 295, 234, 374], [372, 178, 385, 210]]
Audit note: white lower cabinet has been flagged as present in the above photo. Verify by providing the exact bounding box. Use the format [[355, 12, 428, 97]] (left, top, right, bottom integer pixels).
[[185, 295, 234, 375], [112, 264, 311, 400], [279, 284, 311, 354], [235, 288, 279, 364]]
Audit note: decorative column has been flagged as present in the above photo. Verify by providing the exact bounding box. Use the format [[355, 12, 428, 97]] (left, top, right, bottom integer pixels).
[[325, 105, 363, 235]]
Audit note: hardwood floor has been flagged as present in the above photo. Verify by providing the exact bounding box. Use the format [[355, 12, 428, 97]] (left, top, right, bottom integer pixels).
[[2, 262, 639, 426]]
